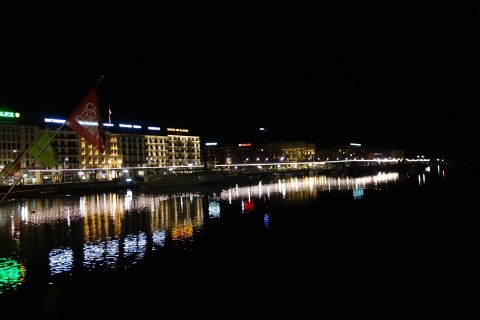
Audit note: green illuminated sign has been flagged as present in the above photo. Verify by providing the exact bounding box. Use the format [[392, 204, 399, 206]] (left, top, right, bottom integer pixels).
[[0, 111, 20, 118]]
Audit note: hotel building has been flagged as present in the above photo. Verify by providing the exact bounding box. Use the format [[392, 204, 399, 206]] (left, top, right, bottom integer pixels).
[[0, 111, 201, 185]]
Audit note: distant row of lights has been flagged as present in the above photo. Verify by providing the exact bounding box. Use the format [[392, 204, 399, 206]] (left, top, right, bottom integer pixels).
[[42, 118, 256, 147], [43, 118, 191, 132]]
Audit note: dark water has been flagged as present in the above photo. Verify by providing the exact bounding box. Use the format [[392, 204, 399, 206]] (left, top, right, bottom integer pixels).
[[0, 163, 477, 318]]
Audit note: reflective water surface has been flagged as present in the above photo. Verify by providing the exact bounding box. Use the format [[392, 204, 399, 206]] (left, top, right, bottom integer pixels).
[[0, 164, 476, 318]]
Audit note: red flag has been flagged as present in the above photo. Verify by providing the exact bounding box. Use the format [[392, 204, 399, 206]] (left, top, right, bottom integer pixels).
[[0, 149, 26, 178], [0, 160, 20, 178], [66, 84, 106, 153]]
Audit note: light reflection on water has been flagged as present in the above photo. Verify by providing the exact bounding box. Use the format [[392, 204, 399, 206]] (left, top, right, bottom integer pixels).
[[49, 248, 74, 275], [1, 189, 206, 293], [0, 170, 415, 294], [218, 172, 400, 203]]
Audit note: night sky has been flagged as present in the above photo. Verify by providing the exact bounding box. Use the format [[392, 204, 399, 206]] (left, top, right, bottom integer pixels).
[[0, 2, 478, 159]]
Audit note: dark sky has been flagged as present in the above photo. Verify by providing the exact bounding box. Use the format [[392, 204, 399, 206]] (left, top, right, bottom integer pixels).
[[0, 2, 478, 159]]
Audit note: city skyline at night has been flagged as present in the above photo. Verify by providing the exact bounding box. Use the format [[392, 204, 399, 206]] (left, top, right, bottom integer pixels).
[[0, 110, 442, 162], [1, 2, 478, 159]]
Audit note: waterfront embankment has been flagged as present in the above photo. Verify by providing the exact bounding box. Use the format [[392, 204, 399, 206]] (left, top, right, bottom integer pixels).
[[0, 160, 439, 201]]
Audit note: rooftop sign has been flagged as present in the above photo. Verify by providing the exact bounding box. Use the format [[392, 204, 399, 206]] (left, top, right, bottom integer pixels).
[[1, 111, 20, 118]]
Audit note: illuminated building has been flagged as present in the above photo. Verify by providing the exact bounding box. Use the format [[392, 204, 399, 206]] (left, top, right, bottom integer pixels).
[[1, 112, 201, 184], [265, 141, 316, 162]]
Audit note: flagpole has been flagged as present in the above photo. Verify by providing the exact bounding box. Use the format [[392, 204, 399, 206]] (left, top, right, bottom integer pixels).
[[0, 75, 105, 205], [96, 75, 104, 86]]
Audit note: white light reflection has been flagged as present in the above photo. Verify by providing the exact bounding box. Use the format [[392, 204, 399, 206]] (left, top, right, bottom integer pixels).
[[49, 248, 74, 275], [123, 232, 147, 267], [418, 173, 426, 185], [152, 230, 166, 247], [10, 213, 14, 237], [21, 204, 29, 222], [83, 239, 120, 271], [80, 197, 86, 217], [219, 172, 400, 202], [125, 190, 133, 211], [21, 200, 84, 225], [66, 208, 71, 227], [208, 198, 221, 218]]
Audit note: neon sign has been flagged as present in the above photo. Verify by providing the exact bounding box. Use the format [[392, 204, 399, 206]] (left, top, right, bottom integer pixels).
[[167, 128, 189, 133], [0, 111, 20, 118]]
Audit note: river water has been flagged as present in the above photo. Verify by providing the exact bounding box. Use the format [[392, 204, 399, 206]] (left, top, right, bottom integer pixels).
[[0, 163, 476, 318]]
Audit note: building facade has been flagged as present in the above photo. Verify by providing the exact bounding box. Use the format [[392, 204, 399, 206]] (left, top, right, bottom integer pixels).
[[1, 114, 202, 185]]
